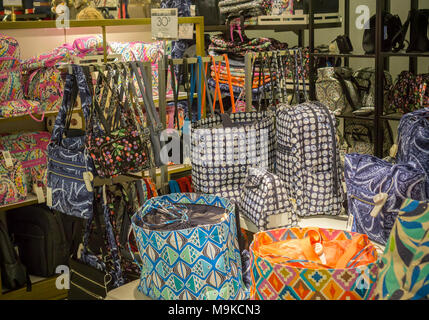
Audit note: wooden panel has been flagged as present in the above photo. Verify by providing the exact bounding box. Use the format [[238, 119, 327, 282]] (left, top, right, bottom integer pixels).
[[0, 277, 68, 300]]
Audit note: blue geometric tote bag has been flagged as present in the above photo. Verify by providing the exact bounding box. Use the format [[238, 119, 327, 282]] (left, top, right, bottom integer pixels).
[[131, 193, 249, 300]]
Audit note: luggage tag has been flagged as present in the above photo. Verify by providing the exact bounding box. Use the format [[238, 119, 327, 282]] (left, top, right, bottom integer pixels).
[[370, 193, 389, 218], [33, 184, 45, 204], [46, 187, 53, 207], [2, 150, 13, 168], [346, 213, 354, 232], [83, 172, 94, 192]]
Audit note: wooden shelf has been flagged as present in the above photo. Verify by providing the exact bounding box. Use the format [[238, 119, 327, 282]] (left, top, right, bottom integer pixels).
[[0, 276, 67, 300], [381, 51, 429, 58], [205, 22, 341, 32], [0, 195, 39, 212], [380, 113, 403, 121], [336, 113, 375, 121], [311, 52, 376, 58]]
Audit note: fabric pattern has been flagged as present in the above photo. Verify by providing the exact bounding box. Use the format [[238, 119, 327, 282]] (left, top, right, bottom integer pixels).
[[0, 157, 27, 206], [191, 111, 276, 203], [0, 34, 20, 60], [47, 65, 95, 220], [397, 108, 429, 198], [344, 153, 428, 246], [0, 131, 50, 191], [250, 227, 379, 300], [131, 193, 249, 300], [0, 66, 24, 102], [239, 167, 298, 231], [276, 102, 344, 217], [374, 199, 429, 300], [0, 99, 41, 119]]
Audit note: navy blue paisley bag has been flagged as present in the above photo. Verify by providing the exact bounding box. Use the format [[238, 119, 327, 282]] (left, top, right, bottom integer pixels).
[[47, 65, 96, 219], [344, 153, 427, 246]]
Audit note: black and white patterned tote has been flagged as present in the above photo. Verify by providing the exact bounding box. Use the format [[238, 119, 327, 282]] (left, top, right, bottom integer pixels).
[[239, 167, 298, 231], [276, 101, 344, 217], [191, 111, 276, 202]]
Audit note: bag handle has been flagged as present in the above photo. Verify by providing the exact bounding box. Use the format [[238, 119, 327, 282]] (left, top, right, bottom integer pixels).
[[198, 56, 215, 118], [211, 55, 225, 114], [391, 11, 411, 53], [169, 59, 180, 130], [222, 54, 236, 113]]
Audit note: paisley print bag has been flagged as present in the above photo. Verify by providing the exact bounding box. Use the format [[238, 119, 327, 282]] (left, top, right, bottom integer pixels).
[[131, 193, 249, 300], [239, 167, 298, 231], [344, 153, 427, 246], [0, 157, 27, 206], [86, 63, 153, 178], [374, 199, 429, 300], [47, 65, 96, 220], [276, 101, 344, 217], [0, 99, 41, 119], [396, 107, 429, 197]]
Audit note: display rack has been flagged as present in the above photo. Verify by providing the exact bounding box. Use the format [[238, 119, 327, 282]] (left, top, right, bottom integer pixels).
[[0, 16, 204, 300]]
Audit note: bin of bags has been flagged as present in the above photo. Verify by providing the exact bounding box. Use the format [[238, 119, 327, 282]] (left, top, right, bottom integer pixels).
[[131, 193, 249, 300], [250, 227, 379, 300]]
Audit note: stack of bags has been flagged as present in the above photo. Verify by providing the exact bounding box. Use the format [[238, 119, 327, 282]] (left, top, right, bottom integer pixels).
[[218, 0, 271, 24]]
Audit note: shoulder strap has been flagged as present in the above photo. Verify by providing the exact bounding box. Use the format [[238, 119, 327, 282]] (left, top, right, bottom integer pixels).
[[391, 12, 411, 53]]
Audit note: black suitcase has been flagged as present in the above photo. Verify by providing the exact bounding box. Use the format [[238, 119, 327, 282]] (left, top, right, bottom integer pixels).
[[7, 205, 69, 277]]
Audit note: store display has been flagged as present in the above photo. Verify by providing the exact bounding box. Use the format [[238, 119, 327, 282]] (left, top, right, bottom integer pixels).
[[191, 111, 275, 202], [0, 131, 50, 192], [239, 167, 298, 231], [47, 65, 96, 220], [131, 193, 249, 300], [277, 101, 344, 217], [316, 67, 359, 116], [363, 12, 404, 54], [396, 107, 429, 197], [6, 205, 69, 277], [388, 71, 429, 114], [392, 9, 429, 53], [0, 156, 27, 206], [250, 227, 379, 300], [374, 199, 429, 300], [0, 220, 28, 291], [344, 153, 427, 246], [0, 99, 41, 120]]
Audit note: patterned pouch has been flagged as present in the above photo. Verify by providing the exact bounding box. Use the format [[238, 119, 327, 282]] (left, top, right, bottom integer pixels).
[[374, 199, 429, 300], [131, 193, 249, 300], [344, 153, 428, 246], [0, 156, 27, 206], [250, 227, 379, 300]]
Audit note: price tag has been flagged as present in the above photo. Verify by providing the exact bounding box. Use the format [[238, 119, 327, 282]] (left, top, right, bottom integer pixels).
[[346, 213, 354, 232], [2, 151, 13, 168], [151, 8, 178, 40], [3, 0, 22, 6], [83, 171, 94, 192], [179, 23, 194, 40], [33, 184, 45, 204], [46, 187, 53, 207], [190, 5, 196, 17]]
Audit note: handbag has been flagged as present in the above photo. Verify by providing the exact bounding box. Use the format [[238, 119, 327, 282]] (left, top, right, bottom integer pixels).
[[130, 193, 249, 300], [363, 12, 404, 54], [86, 63, 153, 178], [374, 199, 429, 300], [46, 64, 96, 220], [333, 35, 354, 54], [250, 227, 379, 300], [195, 0, 225, 25], [0, 99, 42, 119], [239, 167, 298, 231], [388, 71, 429, 114], [0, 156, 27, 206], [344, 153, 428, 246], [392, 9, 429, 53]]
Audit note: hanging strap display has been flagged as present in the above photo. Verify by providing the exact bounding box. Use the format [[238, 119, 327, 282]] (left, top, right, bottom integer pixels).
[[198, 56, 214, 118]]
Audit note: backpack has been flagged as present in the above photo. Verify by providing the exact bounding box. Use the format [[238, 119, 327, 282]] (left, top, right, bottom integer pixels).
[[276, 101, 344, 217], [239, 167, 298, 231], [0, 219, 28, 290]]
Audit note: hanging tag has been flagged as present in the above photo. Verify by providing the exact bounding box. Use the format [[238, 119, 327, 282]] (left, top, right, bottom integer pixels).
[[346, 213, 354, 232], [370, 193, 389, 218], [46, 187, 53, 207], [151, 8, 178, 40], [2, 151, 13, 168], [390, 144, 398, 159], [179, 23, 194, 40], [76, 243, 84, 260], [83, 171, 94, 192], [342, 181, 347, 194], [102, 185, 107, 205], [33, 184, 45, 203], [314, 243, 327, 265]]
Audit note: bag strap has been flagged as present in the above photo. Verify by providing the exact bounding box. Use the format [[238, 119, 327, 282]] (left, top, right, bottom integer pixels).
[[334, 69, 358, 110], [198, 56, 215, 118], [169, 59, 180, 130], [391, 11, 411, 53], [211, 56, 225, 114], [182, 59, 192, 122], [223, 54, 236, 113]]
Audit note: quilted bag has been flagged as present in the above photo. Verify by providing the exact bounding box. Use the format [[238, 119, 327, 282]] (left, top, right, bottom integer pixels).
[[239, 167, 298, 231], [276, 101, 344, 217], [374, 199, 429, 300], [47, 65, 96, 220], [191, 111, 276, 202], [0, 99, 41, 119], [131, 193, 249, 300], [0, 131, 50, 192], [344, 153, 427, 246], [86, 63, 155, 178], [0, 59, 24, 102], [396, 107, 429, 197], [250, 227, 379, 300], [72, 35, 110, 57], [0, 157, 27, 206], [388, 71, 429, 114]]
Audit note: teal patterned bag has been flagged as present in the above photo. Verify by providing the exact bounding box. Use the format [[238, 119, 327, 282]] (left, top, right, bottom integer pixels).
[[131, 193, 249, 300]]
